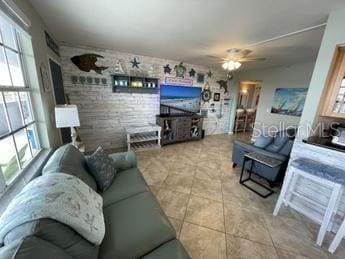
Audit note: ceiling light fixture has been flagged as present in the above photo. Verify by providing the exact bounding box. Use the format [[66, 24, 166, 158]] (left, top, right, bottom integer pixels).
[[222, 60, 242, 71]]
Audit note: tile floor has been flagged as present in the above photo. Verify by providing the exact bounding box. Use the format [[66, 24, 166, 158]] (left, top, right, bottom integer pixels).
[[136, 133, 345, 259]]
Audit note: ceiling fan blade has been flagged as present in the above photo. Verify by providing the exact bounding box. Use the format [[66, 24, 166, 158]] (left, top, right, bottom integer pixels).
[[207, 61, 226, 65], [239, 57, 266, 62], [207, 55, 228, 61], [226, 48, 252, 58], [207, 55, 221, 59], [238, 49, 252, 57]]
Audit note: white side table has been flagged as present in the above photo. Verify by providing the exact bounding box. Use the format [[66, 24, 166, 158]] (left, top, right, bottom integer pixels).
[[125, 124, 161, 152]]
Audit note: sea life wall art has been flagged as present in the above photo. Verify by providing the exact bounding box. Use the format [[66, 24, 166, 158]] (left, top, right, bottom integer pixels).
[[71, 54, 108, 74], [174, 62, 186, 78], [271, 88, 308, 117], [217, 80, 228, 93]]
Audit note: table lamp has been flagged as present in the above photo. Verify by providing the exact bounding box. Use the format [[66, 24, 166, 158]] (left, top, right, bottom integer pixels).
[[55, 105, 80, 147]]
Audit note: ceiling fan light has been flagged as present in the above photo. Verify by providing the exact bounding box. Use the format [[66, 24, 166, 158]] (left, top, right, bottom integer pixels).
[[228, 61, 236, 70], [234, 61, 242, 69], [222, 60, 241, 71]]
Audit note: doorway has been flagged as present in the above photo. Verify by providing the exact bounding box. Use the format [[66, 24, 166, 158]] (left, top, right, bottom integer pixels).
[[233, 81, 262, 133], [48, 58, 71, 143]]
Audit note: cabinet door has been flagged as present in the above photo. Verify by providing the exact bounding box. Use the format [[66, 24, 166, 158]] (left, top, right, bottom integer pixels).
[[321, 47, 345, 118]]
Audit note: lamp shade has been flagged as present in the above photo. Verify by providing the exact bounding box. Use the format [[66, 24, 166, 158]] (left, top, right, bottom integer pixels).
[[55, 105, 80, 128]]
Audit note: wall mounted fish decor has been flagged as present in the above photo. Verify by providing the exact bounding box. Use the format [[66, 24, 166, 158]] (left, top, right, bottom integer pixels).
[[71, 54, 108, 74], [217, 80, 228, 93]]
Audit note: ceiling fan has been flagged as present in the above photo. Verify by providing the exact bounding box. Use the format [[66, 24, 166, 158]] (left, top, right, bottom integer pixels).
[[208, 48, 266, 71]]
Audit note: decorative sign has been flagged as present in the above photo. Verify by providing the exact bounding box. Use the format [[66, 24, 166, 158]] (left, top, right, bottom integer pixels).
[[40, 63, 51, 92], [45, 31, 60, 56], [197, 73, 205, 83], [165, 77, 193, 86]]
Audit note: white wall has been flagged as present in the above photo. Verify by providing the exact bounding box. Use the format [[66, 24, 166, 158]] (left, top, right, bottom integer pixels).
[[298, 9, 345, 139], [237, 62, 315, 133]]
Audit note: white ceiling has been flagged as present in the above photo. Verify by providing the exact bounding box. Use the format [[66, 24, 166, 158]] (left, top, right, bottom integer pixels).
[[29, 0, 345, 70]]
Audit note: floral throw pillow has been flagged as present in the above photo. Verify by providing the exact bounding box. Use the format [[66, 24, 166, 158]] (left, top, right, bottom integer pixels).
[[86, 147, 116, 192]]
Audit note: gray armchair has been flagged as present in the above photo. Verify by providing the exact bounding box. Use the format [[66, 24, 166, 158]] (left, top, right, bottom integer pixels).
[[232, 129, 296, 185]]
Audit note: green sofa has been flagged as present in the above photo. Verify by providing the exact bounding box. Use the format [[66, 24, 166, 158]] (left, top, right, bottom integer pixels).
[[0, 145, 190, 259]]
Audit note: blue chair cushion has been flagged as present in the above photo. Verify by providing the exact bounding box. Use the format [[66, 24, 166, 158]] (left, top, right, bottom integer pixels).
[[278, 140, 294, 156], [253, 136, 273, 148], [291, 158, 345, 184], [265, 134, 289, 152]]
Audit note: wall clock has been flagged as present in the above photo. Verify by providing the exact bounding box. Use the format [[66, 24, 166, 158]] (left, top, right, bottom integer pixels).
[[202, 89, 212, 102]]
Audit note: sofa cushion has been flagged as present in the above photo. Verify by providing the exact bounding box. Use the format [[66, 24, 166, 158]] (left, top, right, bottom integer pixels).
[[42, 144, 97, 190], [265, 134, 290, 152], [3, 219, 98, 259], [253, 135, 273, 148], [0, 236, 75, 259], [108, 150, 137, 172], [233, 140, 288, 165], [278, 139, 294, 156], [142, 239, 191, 259], [86, 147, 116, 192], [99, 192, 175, 259], [102, 168, 150, 207]]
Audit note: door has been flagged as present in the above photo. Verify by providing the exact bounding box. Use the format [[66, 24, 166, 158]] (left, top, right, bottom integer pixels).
[[49, 58, 71, 143]]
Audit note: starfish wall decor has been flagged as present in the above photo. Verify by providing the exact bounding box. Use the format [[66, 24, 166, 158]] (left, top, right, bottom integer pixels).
[[130, 58, 140, 68], [163, 64, 172, 74], [189, 68, 196, 77], [207, 70, 213, 78]]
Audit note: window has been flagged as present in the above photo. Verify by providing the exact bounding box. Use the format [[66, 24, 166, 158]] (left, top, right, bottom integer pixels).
[[0, 14, 39, 186]]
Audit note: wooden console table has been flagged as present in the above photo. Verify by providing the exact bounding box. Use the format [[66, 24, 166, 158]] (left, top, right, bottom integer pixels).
[[156, 114, 203, 145]]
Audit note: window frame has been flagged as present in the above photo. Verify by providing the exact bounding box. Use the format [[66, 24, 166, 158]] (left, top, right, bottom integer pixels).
[[320, 46, 345, 118], [0, 13, 40, 188]]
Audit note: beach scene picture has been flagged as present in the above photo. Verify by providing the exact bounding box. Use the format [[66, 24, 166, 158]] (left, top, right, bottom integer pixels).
[[271, 88, 308, 117], [160, 85, 202, 113]]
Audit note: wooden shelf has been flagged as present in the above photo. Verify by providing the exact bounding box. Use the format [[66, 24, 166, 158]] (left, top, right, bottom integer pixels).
[[126, 124, 161, 152], [131, 141, 161, 152], [129, 134, 160, 143], [112, 74, 159, 94]]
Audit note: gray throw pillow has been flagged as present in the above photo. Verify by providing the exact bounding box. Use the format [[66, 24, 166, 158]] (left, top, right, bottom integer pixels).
[[253, 136, 273, 148], [86, 147, 116, 192]]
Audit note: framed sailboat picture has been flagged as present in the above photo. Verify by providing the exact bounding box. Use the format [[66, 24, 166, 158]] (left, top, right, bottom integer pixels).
[[271, 88, 308, 117]]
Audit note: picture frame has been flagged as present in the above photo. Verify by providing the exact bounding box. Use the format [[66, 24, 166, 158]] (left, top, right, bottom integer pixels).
[[213, 92, 220, 102], [271, 88, 308, 117], [197, 73, 205, 83]]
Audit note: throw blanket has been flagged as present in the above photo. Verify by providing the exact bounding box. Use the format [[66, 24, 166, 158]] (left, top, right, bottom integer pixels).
[[0, 173, 105, 245]]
